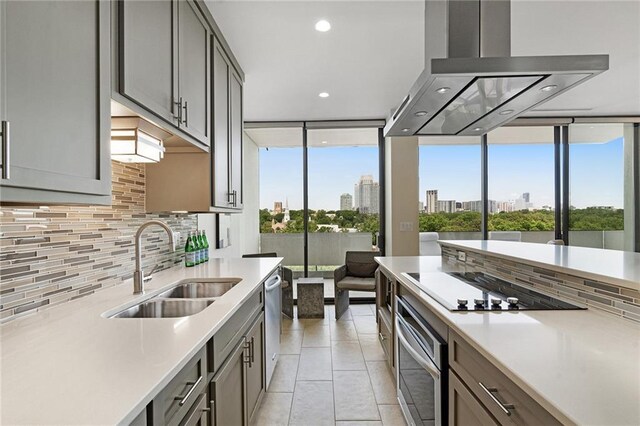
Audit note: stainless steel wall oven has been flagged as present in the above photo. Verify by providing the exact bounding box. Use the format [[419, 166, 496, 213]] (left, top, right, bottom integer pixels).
[[396, 295, 447, 425]]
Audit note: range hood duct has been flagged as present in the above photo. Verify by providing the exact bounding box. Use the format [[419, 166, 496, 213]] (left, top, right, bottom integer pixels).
[[384, 0, 608, 137]]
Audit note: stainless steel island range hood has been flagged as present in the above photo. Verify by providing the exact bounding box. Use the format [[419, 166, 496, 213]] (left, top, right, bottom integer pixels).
[[384, 0, 609, 137]]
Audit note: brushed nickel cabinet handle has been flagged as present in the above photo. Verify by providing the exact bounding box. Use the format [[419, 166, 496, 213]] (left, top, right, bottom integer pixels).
[[174, 375, 203, 406], [478, 381, 515, 416], [1, 121, 10, 179], [174, 98, 183, 123], [182, 100, 188, 126]]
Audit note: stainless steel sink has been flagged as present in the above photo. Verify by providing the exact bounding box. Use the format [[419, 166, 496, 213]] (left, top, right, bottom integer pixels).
[[110, 299, 214, 319], [156, 279, 241, 299]]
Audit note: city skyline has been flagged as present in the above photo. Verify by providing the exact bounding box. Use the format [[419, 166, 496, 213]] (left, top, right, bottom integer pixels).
[[260, 137, 624, 210]]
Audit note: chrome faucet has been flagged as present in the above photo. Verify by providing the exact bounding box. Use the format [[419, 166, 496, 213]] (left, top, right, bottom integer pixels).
[[133, 220, 175, 294]]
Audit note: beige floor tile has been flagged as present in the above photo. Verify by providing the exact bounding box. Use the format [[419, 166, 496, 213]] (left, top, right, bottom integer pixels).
[[282, 316, 304, 331], [336, 422, 382, 426], [331, 340, 366, 371], [366, 362, 398, 405], [300, 316, 330, 327], [369, 304, 378, 315], [251, 392, 293, 426], [349, 304, 375, 316], [297, 347, 332, 381], [269, 355, 300, 393], [378, 405, 407, 426], [281, 330, 304, 355], [353, 315, 378, 334], [358, 334, 387, 362], [302, 325, 331, 347], [333, 371, 380, 421], [289, 381, 335, 426], [330, 320, 359, 341]]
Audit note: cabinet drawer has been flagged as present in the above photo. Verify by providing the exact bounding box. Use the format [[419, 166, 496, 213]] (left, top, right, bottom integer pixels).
[[154, 347, 207, 426], [180, 393, 208, 426], [449, 370, 499, 426], [209, 286, 263, 372], [449, 331, 562, 426]]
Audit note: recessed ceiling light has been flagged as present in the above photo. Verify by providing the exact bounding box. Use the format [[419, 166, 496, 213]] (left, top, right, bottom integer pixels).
[[499, 109, 514, 116], [318, 92, 329, 98], [321, 140, 328, 144], [436, 87, 450, 94], [473, 127, 484, 132], [402, 128, 410, 132], [414, 111, 428, 117], [540, 85, 558, 92], [315, 20, 331, 32]]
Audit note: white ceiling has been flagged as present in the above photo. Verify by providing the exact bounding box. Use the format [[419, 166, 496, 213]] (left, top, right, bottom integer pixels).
[[245, 126, 379, 147], [207, 0, 640, 122]]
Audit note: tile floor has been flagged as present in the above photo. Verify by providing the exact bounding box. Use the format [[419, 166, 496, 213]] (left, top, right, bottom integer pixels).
[[252, 304, 407, 426]]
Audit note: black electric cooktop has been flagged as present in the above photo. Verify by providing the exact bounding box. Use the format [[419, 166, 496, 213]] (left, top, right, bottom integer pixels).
[[404, 272, 585, 312]]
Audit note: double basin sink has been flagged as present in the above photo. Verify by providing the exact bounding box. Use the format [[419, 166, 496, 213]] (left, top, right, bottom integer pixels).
[[110, 279, 241, 319]]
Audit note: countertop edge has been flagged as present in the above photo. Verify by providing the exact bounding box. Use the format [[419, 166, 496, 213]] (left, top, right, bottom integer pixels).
[[438, 240, 640, 292], [375, 261, 578, 426]]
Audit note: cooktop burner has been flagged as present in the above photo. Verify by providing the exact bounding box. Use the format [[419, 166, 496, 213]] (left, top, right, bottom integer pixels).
[[404, 272, 585, 312]]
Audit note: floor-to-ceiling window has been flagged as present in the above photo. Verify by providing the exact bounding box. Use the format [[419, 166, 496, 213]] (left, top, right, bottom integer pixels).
[[487, 126, 556, 243], [307, 127, 380, 298], [246, 124, 304, 274], [249, 121, 384, 300], [568, 123, 627, 250], [418, 137, 482, 242]]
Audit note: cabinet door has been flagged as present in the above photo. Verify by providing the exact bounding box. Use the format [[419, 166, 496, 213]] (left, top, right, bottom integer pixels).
[[245, 314, 265, 423], [212, 39, 230, 208], [449, 371, 499, 426], [211, 338, 246, 426], [229, 69, 243, 208], [119, 0, 177, 125], [0, 0, 111, 202], [178, 0, 210, 146]]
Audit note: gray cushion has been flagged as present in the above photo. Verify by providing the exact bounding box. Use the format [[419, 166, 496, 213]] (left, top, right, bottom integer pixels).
[[336, 276, 376, 291]]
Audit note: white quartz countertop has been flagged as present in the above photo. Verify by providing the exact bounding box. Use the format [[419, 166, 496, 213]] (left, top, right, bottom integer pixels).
[[375, 256, 640, 426], [0, 257, 281, 425], [439, 240, 640, 291]]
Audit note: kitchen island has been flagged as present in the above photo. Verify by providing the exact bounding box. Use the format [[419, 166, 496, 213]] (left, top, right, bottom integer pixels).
[[0, 257, 281, 425], [376, 250, 640, 426]]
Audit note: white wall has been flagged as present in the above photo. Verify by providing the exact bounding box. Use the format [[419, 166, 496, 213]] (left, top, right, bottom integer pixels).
[[197, 133, 260, 258]]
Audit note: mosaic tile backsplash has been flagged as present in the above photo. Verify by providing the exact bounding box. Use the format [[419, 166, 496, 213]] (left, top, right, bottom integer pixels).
[[441, 245, 640, 324], [0, 162, 198, 323]]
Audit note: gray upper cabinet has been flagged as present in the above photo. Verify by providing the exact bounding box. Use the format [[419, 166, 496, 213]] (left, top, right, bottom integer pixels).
[[0, 0, 111, 205], [212, 37, 243, 210], [119, 0, 176, 125], [212, 39, 230, 208], [117, 0, 210, 148], [178, 0, 210, 145]]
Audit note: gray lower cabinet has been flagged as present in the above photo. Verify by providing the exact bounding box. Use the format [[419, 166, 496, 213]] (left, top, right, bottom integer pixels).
[[0, 0, 111, 205], [117, 0, 210, 148], [210, 312, 265, 426], [449, 370, 499, 426], [212, 37, 243, 211], [152, 347, 208, 426]]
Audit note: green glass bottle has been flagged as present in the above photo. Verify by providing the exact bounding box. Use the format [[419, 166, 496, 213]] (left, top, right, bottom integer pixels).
[[185, 231, 196, 267], [201, 230, 209, 262], [195, 230, 203, 264]]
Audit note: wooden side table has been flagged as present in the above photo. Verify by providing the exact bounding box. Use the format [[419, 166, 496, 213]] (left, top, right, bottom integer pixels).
[[297, 277, 325, 318]]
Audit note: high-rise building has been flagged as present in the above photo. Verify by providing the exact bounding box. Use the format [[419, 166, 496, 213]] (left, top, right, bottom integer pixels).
[[425, 190, 438, 214], [340, 193, 353, 211], [273, 201, 283, 214], [418, 201, 424, 212], [522, 192, 530, 203], [437, 200, 456, 213], [514, 193, 533, 211], [354, 175, 379, 214]]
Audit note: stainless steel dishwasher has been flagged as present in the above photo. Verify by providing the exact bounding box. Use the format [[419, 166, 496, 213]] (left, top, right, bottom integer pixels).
[[264, 272, 282, 388]]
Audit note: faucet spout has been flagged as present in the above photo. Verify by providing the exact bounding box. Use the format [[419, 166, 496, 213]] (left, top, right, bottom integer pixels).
[[133, 220, 175, 295]]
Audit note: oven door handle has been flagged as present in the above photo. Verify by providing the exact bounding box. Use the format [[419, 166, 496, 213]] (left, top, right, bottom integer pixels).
[[396, 318, 441, 380]]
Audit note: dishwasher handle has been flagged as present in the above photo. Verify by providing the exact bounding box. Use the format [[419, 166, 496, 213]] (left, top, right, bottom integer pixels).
[[265, 275, 282, 292]]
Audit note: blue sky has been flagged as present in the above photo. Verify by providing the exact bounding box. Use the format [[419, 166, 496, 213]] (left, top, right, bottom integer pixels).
[[260, 138, 624, 210]]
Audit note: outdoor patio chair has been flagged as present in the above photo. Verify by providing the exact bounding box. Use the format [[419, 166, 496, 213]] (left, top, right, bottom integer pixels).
[[334, 250, 381, 320]]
